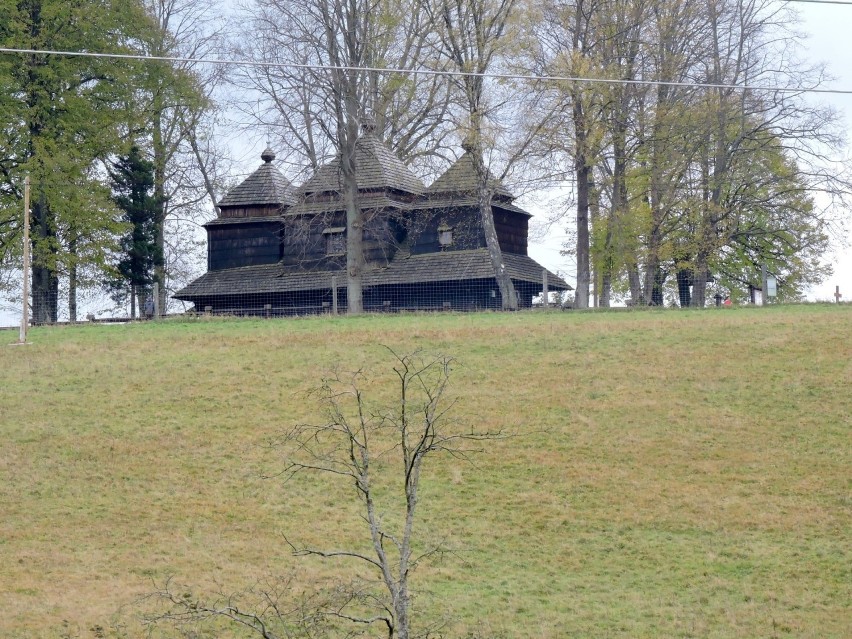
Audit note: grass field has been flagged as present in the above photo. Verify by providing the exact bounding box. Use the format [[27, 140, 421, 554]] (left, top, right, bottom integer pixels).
[[0, 305, 849, 638]]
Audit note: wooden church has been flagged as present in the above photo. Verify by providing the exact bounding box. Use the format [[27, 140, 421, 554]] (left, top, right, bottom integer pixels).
[[175, 125, 570, 314]]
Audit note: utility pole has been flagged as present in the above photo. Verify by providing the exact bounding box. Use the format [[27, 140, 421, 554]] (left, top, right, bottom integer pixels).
[[19, 176, 31, 344]]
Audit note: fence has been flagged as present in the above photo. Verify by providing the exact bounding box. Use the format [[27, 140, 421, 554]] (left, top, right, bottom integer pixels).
[[2, 266, 573, 334]]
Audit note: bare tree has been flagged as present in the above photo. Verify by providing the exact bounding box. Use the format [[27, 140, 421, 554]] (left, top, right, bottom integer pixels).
[[232, 0, 458, 313], [135, 0, 230, 312], [542, 0, 608, 309], [233, 0, 455, 179], [147, 349, 503, 639], [426, 0, 522, 309]]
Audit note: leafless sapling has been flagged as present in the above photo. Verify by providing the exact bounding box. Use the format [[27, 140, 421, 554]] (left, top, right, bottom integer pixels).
[[146, 349, 503, 639]]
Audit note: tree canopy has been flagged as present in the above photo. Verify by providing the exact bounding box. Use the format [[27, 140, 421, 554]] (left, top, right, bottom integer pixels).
[[0, 0, 847, 319]]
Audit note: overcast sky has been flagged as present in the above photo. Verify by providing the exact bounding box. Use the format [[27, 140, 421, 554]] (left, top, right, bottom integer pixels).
[[794, 2, 852, 301]]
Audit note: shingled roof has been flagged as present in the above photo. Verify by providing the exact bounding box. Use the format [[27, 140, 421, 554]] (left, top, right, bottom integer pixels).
[[297, 131, 425, 197], [218, 148, 296, 208], [426, 152, 514, 200], [410, 196, 532, 217], [175, 248, 570, 299]]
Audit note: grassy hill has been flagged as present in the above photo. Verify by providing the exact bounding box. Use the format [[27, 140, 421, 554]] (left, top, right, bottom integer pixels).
[[0, 305, 849, 638]]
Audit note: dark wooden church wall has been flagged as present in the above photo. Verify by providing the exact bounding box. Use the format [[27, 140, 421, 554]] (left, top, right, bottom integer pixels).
[[280, 215, 333, 267], [407, 206, 528, 256], [208, 222, 282, 270], [219, 204, 279, 219], [494, 209, 528, 255], [279, 210, 401, 268], [363, 211, 401, 264], [408, 207, 484, 255], [207, 202, 528, 273]]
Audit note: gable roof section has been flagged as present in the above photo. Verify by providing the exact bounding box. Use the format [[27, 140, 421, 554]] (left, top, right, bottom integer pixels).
[[426, 152, 514, 200], [297, 133, 425, 197], [218, 150, 296, 208]]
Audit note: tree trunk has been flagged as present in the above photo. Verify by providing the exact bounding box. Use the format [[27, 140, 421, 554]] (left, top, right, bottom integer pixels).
[[479, 185, 517, 310], [394, 589, 409, 639], [573, 99, 590, 309], [31, 261, 58, 325], [610, 106, 632, 305], [30, 196, 58, 325], [68, 236, 77, 322], [130, 284, 137, 319], [338, 87, 362, 315], [643, 165, 666, 306], [599, 266, 612, 308], [627, 262, 642, 305], [677, 268, 692, 308], [589, 176, 601, 307], [650, 266, 666, 306], [598, 218, 614, 308], [137, 288, 147, 319], [643, 235, 661, 306], [152, 108, 168, 314], [467, 146, 517, 310], [691, 260, 708, 308], [343, 169, 364, 314]]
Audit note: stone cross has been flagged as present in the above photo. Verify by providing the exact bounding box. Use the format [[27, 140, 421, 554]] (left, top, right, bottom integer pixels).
[[835, 286, 842, 303]]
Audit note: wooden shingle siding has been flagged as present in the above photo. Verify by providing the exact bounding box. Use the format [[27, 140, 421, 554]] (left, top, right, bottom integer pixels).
[[407, 207, 484, 254], [220, 205, 281, 219], [425, 152, 513, 199], [208, 222, 282, 270], [494, 209, 529, 255], [297, 134, 425, 196], [278, 211, 401, 267], [217, 148, 296, 209]]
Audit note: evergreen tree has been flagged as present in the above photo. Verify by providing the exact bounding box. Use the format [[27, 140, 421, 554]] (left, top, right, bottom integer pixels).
[[108, 146, 162, 318]]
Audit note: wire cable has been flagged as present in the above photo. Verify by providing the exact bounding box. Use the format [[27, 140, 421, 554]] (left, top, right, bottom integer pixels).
[[784, 0, 852, 5], [0, 46, 851, 95]]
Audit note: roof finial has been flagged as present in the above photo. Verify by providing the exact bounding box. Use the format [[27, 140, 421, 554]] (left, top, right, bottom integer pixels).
[[361, 115, 377, 134], [261, 147, 276, 163]]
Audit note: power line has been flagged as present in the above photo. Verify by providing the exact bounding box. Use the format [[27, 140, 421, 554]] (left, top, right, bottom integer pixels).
[[0, 46, 851, 95], [784, 0, 852, 4]]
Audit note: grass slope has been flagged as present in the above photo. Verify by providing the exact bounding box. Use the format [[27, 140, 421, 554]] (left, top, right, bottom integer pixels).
[[0, 306, 849, 638]]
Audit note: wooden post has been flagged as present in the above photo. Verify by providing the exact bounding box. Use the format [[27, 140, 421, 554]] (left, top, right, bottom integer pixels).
[[331, 275, 338, 315], [541, 269, 548, 309], [152, 281, 160, 319], [19, 176, 30, 344]]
